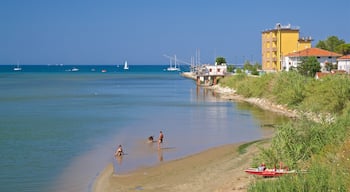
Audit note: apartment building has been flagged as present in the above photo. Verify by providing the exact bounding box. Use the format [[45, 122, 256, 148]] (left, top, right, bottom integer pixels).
[[261, 23, 312, 71]]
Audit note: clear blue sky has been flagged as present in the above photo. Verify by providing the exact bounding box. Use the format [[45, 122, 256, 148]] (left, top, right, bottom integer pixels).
[[1, 0, 349, 65]]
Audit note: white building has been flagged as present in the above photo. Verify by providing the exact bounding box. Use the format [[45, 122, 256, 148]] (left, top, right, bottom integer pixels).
[[283, 48, 341, 72], [195, 64, 227, 86], [337, 54, 350, 73]]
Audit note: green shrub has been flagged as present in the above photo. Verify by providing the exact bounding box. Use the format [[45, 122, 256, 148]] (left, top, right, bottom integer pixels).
[[301, 75, 350, 113]]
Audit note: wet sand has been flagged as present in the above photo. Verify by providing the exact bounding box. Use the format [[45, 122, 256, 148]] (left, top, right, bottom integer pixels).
[[93, 140, 270, 192]]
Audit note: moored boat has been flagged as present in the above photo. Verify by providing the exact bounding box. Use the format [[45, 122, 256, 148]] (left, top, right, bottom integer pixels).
[[244, 168, 296, 177]]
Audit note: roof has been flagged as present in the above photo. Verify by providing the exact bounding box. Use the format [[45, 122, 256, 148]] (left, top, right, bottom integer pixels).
[[315, 70, 347, 79], [338, 54, 350, 60], [286, 48, 341, 57]]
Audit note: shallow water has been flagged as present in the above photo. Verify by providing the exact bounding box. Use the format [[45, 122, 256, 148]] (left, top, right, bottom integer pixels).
[[0, 65, 289, 192]]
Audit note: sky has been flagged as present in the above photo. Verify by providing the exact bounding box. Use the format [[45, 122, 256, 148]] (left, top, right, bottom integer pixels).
[[1, 0, 349, 65]]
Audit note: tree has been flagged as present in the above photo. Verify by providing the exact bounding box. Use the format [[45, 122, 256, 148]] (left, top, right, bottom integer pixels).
[[243, 61, 253, 71], [215, 57, 226, 65], [335, 43, 350, 55], [253, 62, 262, 70], [227, 65, 235, 72], [297, 56, 321, 77], [324, 62, 337, 71], [243, 61, 261, 75], [316, 36, 346, 52]]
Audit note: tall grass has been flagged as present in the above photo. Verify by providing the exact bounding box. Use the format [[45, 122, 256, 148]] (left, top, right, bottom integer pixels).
[[270, 71, 310, 107], [301, 75, 350, 113], [218, 73, 350, 190], [220, 72, 350, 114]]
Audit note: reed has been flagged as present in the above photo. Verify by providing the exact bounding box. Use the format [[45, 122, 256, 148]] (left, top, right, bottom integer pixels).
[[219, 72, 350, 190]]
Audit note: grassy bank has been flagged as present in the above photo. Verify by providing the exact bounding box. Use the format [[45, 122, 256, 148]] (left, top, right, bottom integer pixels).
[[219, 72, 350, 191]]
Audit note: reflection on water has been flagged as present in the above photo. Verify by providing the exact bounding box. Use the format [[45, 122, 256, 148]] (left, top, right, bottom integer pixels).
[[158, 150, 164, 162]]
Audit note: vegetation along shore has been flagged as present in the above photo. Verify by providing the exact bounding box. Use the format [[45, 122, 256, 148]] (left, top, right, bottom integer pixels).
[[94, 71, 350, 191], [217, 71, 350, 191]]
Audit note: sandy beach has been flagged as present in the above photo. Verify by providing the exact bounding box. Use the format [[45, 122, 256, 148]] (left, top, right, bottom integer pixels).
[[93, 85, 285, 192], [93, 141, 268, 192]]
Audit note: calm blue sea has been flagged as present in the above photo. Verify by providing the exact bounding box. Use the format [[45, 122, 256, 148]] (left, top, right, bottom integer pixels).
[[0, 65, 288, 192]]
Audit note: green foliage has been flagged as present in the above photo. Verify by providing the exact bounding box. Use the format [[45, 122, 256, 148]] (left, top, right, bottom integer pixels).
[[219, 69, 350, 191], [301, 75, 350, 113], [316, 36, 346, 52], [215, 56, 226, 65], [238, 140, 264, 155], [219, 70, 350, 114], [270, 71, 308, 107], [249, 163, 348, 192], [250, 116, 350, 191], [235, 68, 242, 73], [219, 73, 247, 89], [243, 61, 253, 71], [249, 93, 350, 191], [226, 65, 235, 72], [243, 61, 261, 72], [336, 43, 350, 55], [235, 73, 274, 98], [297, 56, 321, 77], [324, 62, 337, 71]]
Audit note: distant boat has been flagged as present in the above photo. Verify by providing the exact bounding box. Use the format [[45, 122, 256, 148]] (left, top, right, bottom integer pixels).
[[167, 55, 180, 71], [71, 67, 79, 72], [123, 61, 129, 70], [13, 62, 22, 71]]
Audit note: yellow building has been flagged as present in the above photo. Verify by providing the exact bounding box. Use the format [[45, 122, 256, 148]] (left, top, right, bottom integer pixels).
[[261, 23, 312, 71]]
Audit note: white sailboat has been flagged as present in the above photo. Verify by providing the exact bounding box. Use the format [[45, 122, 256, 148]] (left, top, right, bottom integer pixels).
[[123, 60, 129, 70], [13, 61, 22, 71], [167, 55, 180, 71]]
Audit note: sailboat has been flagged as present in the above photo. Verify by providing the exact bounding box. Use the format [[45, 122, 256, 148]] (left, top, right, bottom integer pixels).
[[13, 61, 22, 71], [123, 60, 129, 70], [167, 55, 180, 71]]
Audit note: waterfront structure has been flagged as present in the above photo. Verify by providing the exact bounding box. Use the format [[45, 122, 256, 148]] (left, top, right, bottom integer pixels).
[[337, 54, 350, 73], [186, 64, 227, 86], [196, 64, 227, 86], [261, 23, 312, 72], [283, 47, 341, 72]]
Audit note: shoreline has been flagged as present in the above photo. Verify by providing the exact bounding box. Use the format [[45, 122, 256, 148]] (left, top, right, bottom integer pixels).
[[93, 140, 270, 192], [92, 84, 292, 192], [209, 85, 298, 118]]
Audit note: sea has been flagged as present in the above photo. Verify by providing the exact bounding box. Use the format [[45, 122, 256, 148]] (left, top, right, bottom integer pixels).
[[0, 64, 289, 192]]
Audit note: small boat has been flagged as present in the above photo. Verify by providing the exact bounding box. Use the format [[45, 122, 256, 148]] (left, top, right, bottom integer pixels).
[[13, 66, 22, 71], [123, 61, 129, 70], [13, 62, 22, 71], [71, 67, 79, 72], [244, 168, 296, 177]]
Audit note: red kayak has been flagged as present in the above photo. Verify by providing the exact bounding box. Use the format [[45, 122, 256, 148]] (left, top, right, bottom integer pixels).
[[244, 168, 296, 177]]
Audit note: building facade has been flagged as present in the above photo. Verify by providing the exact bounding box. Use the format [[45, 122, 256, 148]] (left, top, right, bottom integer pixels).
[[283, 48, 341, 72], [261, 23, 312, 72], [337, 55, 350, 73]]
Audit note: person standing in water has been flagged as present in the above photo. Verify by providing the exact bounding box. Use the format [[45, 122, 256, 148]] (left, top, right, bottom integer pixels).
[[115, 144, 124, 157], [158, 131, 164, 149]]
